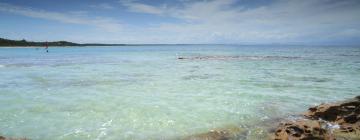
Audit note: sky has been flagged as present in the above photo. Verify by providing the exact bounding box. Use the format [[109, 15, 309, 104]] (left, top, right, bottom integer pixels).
[[0, 0, 360, 44]]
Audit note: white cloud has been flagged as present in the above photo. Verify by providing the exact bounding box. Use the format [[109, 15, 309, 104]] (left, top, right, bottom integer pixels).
[[119, 0, 360, 44], [90, 3, 114, 10], [120, 1, 165, 15], [1, 0, 359, 44], [0, 2, 122, 32]]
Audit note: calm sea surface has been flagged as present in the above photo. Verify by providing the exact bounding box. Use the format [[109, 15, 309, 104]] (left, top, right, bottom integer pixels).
[[0, 45, 359, 139]]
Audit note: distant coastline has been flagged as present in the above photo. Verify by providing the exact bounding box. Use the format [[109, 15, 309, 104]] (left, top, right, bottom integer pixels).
[[0, 38, 248, 47], [2, 37, 358, 47], [0, 37, 229, 47], [0, 38, 232, 47], [0, 38, 127, 47]]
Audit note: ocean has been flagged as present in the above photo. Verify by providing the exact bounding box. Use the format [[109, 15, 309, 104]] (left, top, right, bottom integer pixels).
[[0, 45, 359, 139]]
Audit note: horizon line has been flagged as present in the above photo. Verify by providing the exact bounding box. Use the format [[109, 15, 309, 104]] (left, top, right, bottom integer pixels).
[[1, 37, 359, 46]]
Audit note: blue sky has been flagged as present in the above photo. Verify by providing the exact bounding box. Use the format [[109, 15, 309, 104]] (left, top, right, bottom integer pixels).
[[0, 0, 360, 44]]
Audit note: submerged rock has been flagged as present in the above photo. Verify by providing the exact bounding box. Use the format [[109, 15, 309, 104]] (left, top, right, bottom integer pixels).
[[183, 126, 245, 140], [272, 96, 360, 140], [184, 130, 232, 140], [0, 136, 28, 140], [177, 55, 300, 61]]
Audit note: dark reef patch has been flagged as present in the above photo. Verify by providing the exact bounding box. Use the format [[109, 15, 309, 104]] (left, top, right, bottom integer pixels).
[[183, 126, 246, 140], [177, 55, 301, 61]]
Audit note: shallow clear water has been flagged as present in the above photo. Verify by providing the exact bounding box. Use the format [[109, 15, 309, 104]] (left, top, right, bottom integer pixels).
[[0, 45, 359, 140]]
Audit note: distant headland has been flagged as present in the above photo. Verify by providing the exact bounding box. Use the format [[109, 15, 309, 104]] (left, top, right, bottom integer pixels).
[[0, 38, 223, 47], [2, 37, 337, 47], [0, 38, 127, 47]]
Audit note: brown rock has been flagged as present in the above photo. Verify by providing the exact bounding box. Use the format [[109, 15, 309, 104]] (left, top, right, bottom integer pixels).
[[272, 96, 360, 140], [0, 135, 29, 140], [304, 97, 360, 123], [272, 119, 333, 140]]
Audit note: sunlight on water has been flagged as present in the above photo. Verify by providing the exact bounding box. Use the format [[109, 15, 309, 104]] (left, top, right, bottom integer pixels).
[[0, 45, 359, 139]]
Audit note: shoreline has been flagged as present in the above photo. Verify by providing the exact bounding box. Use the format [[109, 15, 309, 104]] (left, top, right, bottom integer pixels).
[[1, 96, 359, 140], [184, 96, 360, 140], [272, 96, 360, 140]]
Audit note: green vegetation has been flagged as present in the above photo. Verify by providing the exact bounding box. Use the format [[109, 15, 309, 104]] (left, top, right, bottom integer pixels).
[[0, 38, 127, 47], [0, 38, 79, 46]]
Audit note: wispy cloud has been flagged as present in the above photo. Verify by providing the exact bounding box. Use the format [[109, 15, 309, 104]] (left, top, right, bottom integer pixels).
[[1, 0, 359, 44], [90, 3, 115, 10], [0, 2, 122, 32], [120, 1, 165, 15], [119, 0, 360, 44]]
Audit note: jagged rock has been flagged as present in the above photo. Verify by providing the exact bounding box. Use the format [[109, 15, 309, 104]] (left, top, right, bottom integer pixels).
[[272, 119, 333, 140], [304, 96, 360, 123], [272, 96, 360, 140]]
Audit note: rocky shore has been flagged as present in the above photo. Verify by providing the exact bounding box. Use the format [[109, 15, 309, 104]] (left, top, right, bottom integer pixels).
[[184, 96, 360, 140], [2, 96, 359, 140], [272, 96, 360, 140]]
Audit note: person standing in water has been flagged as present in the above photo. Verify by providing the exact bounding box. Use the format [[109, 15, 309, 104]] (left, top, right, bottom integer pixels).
[[45, 41, 49, 53]]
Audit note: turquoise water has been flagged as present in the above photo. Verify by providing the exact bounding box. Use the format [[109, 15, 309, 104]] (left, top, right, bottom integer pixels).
[[0, 45, 359, 139]]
